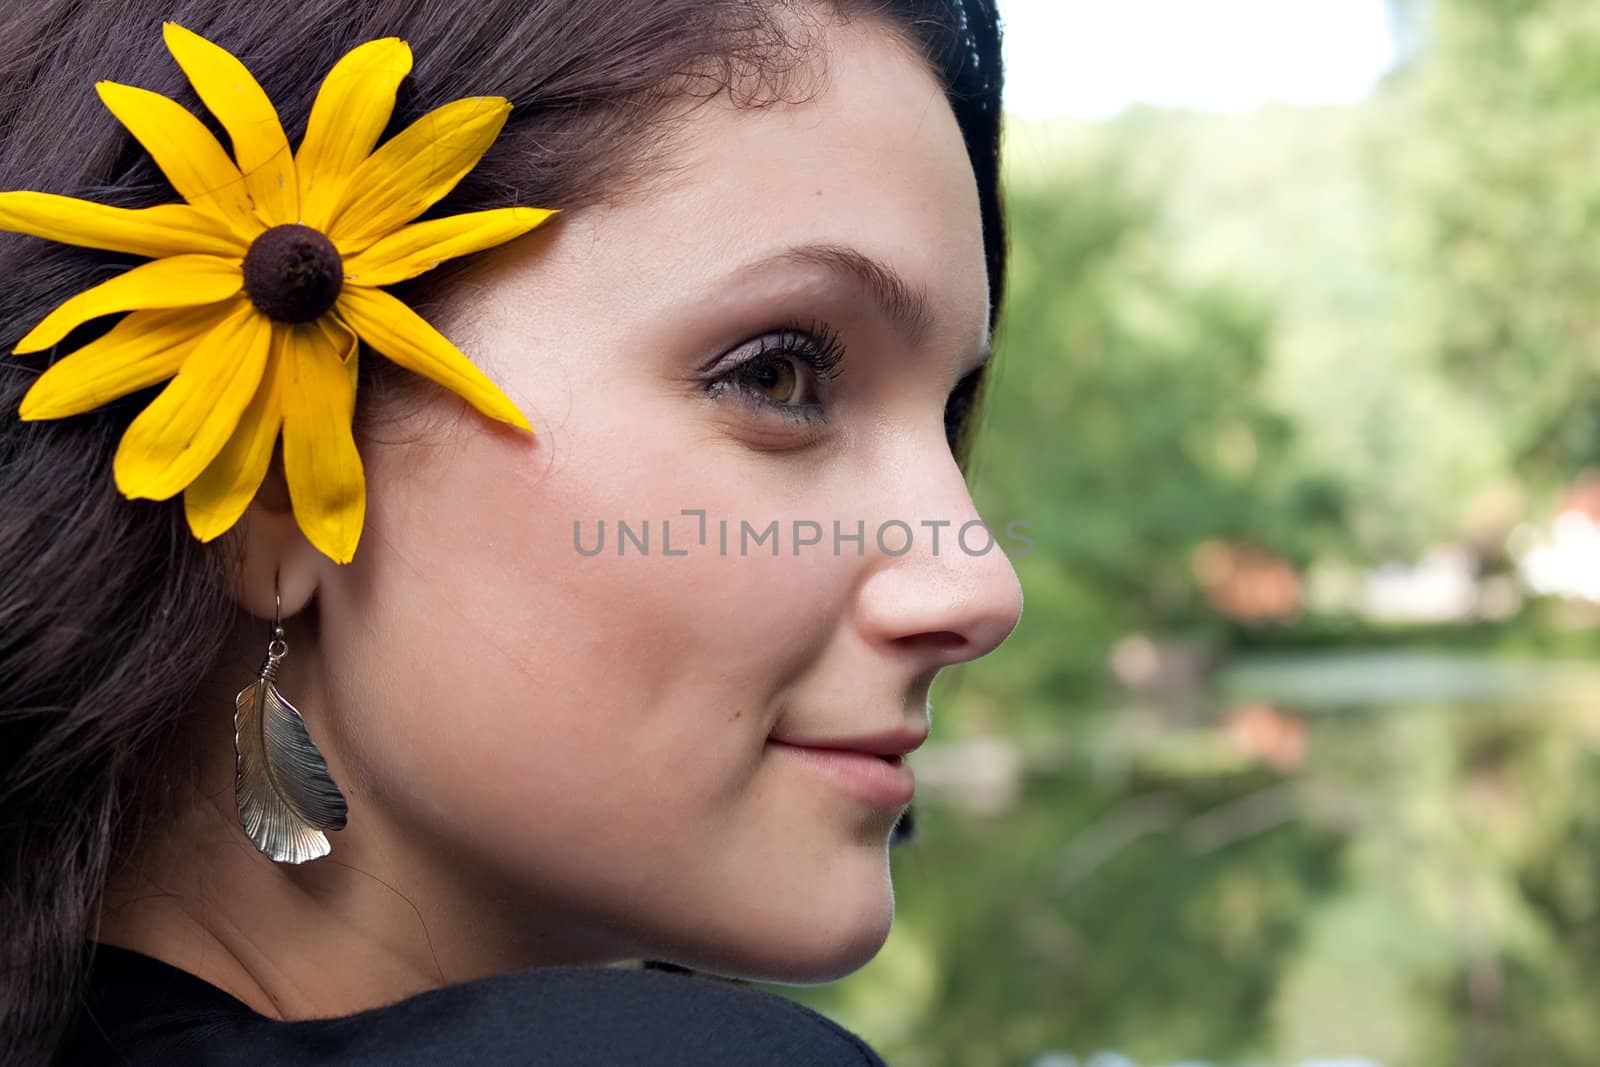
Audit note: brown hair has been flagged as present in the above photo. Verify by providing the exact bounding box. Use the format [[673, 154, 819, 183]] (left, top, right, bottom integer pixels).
[[0, 0, 1004, 1059]]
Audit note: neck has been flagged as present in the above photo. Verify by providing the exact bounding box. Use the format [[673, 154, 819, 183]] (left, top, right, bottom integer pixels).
[[95, 625, 630, 1020]]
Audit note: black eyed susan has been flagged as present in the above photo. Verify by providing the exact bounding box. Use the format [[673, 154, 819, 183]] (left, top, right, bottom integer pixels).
[[0, 23, 554, 563]]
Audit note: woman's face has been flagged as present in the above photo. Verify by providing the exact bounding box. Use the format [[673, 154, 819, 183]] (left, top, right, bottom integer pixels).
[[313, 19, 1022, 983]]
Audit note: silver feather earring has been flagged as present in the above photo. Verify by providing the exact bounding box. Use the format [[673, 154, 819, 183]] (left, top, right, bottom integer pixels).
[[233, 574, 348, 863]]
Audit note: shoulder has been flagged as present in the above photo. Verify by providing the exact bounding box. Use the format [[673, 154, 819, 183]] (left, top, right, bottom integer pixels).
[[272, 966, 890, 1067], [61, 949, 888, 1067]]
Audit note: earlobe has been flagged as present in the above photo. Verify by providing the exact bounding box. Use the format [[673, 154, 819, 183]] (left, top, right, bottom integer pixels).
[[226, 451, 323, 621]]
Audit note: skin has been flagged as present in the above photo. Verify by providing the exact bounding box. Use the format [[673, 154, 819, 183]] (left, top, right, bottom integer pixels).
[[98, 17, 1023, 1020]]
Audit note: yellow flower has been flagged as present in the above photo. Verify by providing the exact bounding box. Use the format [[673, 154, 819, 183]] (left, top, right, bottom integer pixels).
[[0, 23, 554, 563]]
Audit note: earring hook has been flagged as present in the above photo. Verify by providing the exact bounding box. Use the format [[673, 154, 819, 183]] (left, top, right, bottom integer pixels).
[[268, 568, 287, 660]]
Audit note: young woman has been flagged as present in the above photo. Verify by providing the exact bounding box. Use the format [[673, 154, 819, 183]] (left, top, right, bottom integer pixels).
[[0, 0, 1022, 1062]]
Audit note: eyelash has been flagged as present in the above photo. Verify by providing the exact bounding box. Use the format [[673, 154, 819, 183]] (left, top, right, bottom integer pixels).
[[704, 321, 847, 427], [704, 321, 984, 451], [944, 368, 981, 449]]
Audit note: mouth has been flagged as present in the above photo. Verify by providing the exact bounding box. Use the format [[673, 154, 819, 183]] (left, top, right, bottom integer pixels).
[[766, 740, 916, 808]]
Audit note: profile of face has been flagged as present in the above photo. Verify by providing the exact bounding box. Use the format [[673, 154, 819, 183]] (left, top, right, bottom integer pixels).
[[219, 16, 1022, 993]]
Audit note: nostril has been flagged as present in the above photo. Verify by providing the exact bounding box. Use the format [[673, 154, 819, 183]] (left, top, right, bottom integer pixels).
[[896, 630, 970, 666], [907, 631, 966, 654]]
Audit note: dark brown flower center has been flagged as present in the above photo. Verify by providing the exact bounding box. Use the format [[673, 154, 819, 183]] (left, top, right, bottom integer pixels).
[[242, 224, 343, 324]]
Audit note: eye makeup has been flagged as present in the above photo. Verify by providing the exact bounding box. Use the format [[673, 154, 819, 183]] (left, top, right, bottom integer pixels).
[[699, 314, 989, 457], [702, 319, 846, 429]]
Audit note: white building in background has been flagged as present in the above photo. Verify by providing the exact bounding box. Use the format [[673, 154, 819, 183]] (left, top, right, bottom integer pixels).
[[1359, 545, 1480, 623], [1510, 472, 1600, 605], [1511, 511, 1600, 604]]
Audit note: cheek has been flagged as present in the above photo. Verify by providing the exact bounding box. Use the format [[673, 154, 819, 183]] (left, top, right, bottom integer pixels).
[[323, 411, 849, 877]]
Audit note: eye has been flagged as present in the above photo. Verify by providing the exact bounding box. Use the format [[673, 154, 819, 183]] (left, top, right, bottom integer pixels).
[[944, 366, 982, 450], [740, 355, 801, 405], [704, 322, 846, 426]]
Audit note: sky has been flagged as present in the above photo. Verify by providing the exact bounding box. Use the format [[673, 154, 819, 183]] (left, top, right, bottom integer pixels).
[[998, 0, 1403, 119]]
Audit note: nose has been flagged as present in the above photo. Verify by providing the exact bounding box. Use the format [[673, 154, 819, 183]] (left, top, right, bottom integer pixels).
[[852, 453, 1024, 670]]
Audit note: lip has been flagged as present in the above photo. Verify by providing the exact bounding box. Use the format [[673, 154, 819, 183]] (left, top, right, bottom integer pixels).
[[767, 740, 917, 808], [768, 727, 929, 758]]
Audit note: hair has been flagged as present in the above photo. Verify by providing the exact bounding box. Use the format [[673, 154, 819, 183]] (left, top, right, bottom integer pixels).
[[0, 0, 1004, 1059]]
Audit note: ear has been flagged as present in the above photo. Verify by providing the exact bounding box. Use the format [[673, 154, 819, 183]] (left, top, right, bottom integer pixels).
[[222, 444, 324, 622]]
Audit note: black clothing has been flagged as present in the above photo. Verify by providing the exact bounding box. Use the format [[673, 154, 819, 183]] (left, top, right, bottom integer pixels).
[[55, 944, 889, 1066]]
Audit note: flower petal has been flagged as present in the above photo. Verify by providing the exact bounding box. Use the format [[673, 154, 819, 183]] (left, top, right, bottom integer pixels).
[[18, 302, 239, 420], [162, 23, 297, 227], [96, 81, 260, 240], [281, 317, 364, 564], [0, 191, 245, 258], [295, 38, 413, 232], [342, 207, 556, 287], [336, 286, 530, 431], [13, 254, 243, 354], [327, 97, 512, 253], [112, 301, 271, 500], [184, 325, 289, 542]]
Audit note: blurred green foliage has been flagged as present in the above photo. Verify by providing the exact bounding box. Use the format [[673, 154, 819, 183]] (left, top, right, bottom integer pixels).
[[1386, 0, 1600, 488], [774, 1, 1600, 1064]]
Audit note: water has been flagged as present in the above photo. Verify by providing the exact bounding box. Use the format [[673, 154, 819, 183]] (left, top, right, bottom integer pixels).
[[787, 650, 1600, 1067]]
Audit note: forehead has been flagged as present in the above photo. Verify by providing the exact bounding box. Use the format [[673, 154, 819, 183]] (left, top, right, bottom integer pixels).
[[599, 18, 989, 346]]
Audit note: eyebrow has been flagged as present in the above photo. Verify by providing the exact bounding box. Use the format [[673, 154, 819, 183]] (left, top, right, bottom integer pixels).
[[770, 243, 938, 348]]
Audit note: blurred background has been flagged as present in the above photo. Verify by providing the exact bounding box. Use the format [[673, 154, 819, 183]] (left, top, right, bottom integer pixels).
[[775, 0, 1600, 1064]]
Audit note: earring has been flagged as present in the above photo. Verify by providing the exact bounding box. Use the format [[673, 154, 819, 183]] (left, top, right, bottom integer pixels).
[[233, 571, 348, 863]]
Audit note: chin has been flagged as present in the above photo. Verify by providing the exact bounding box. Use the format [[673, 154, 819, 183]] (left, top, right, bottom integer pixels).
[[675, 881, 897, 986], [760, 924, 893, 985]]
